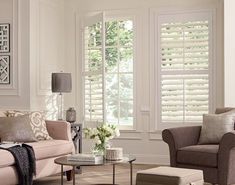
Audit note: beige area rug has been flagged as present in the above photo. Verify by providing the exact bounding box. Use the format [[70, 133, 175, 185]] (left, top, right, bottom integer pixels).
[[33, 164, 156, 185], [33, 164, 211, 185]]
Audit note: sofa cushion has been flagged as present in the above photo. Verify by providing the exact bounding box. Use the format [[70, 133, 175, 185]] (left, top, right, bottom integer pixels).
[[26, 140, 74, 160], [177, 145, 219, 167], [0, 150, 15, 168], [0, 140, 74, 168]]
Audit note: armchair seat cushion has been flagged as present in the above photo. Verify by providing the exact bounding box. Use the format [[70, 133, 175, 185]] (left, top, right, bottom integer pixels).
[[177, 145, 219, 167]]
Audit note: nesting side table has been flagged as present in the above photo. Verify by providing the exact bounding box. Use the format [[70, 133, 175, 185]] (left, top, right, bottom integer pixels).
[[70, 123, 82, 154]]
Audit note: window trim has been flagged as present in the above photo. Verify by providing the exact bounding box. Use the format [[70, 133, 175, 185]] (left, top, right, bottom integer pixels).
[[154, 9, 216, 130]]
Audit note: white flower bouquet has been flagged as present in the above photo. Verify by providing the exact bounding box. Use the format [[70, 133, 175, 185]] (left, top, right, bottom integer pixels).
[[84, 124, 120, 155]]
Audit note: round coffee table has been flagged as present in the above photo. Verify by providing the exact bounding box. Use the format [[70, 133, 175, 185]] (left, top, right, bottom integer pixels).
[[54, 155, 136, 185]]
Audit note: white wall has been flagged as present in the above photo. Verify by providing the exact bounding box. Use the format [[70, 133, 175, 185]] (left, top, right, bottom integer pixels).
[[0, 0, 67, 118], [30, 0, 66, 119], [65, 0, 224, 164], [0, 0, 31, 109], [224, 0, 235, 107]]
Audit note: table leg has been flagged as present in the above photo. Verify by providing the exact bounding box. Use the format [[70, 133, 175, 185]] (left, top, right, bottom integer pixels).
[[130, 162, 133, 185], [73, 166, 76, 185], [61, 165, 63, 185], [113, 164, 115, 185]]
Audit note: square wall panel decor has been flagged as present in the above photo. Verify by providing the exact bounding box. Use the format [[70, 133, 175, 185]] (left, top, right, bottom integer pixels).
[[0, 55, 10, 84], [0, 24, 10, 53]]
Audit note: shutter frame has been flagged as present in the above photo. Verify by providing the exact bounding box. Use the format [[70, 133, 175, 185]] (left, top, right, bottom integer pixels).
[[158, 12, 212, 124], [82, 13, 105, 124]]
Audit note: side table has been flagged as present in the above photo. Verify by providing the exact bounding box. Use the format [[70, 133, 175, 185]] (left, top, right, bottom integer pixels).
[[70, 123, 82, 154], [70, 122, 83, 174]]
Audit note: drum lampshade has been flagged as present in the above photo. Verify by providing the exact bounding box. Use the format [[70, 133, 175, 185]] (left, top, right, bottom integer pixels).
[[51, 73, 72, 93]]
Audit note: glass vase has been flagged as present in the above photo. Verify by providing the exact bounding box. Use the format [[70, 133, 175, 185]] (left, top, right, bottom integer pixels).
[[92, 141, 111, 156]]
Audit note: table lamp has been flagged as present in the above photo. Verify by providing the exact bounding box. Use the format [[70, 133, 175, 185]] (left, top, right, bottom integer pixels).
[[51, 72, 72, 120]]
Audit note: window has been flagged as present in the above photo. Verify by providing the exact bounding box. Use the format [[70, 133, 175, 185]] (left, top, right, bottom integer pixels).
[[83, 13, 134, 129], [105, 20, 134, 127], [157, 11, 213, 125]]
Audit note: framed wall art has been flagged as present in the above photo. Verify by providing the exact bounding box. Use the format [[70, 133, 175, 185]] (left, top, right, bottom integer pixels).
[[0, 23, 10, 53], [0, 55, 10, 84]]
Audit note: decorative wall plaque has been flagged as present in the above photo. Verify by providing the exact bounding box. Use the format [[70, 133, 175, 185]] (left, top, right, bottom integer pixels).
[[0, 24, 10, 53], [0, 55, 10, 84]]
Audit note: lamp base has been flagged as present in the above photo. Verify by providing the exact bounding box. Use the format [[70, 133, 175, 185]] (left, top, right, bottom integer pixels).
[[57, 92, 64, 120]]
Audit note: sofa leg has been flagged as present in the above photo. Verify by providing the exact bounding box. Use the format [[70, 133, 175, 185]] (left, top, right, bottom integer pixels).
[[66, 170, 73, 181]]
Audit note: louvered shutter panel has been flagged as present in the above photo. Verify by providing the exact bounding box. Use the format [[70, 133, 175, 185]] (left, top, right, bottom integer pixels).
[[83, 16, 104, 124], [160, 20, 210, 123]]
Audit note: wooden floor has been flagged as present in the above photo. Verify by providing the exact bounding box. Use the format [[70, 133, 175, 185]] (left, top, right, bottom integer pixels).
[[33, 164, 211, 185]]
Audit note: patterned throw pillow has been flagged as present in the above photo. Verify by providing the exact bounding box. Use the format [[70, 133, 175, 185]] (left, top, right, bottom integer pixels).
[[6, 110, 52, 140], [6, 110, 25, 117]]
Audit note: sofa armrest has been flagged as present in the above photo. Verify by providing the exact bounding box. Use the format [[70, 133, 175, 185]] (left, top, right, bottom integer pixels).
[[162, 126, 201, 166], [218, 131, 235, 185], [46, 120, 72, 141]]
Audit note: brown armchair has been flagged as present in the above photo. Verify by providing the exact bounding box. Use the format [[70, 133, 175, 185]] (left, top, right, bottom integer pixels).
[[162, 108, 235, 185]]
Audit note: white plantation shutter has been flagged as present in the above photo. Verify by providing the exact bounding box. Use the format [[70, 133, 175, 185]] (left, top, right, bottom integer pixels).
[[158, 12, 212, 123], [83, 13, 105, 124], [84, 74, 103, 122]]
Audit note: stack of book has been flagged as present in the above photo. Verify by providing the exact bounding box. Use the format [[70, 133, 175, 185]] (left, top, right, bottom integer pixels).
[[67, 154, 103, 163]]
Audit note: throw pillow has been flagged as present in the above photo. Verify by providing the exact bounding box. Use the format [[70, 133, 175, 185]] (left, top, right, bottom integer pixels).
[[0, 111, 7, 117], [198, 114, 235, 144], [6, 110, 52, 140], [0, 115, 37, 142], [6, 110, 25, 117], [215, 107, 235, 114]]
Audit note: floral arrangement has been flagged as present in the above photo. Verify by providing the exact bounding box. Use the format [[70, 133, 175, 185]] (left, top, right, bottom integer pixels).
[[84, 124, 120, 155]]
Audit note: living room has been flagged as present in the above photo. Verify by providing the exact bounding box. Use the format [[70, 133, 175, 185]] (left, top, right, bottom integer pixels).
[[0, 0, 233, 184]]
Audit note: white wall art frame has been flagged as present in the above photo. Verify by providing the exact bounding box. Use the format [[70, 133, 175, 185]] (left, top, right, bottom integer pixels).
[[0, 55, 10, 84], [0, 23, 10, 53]]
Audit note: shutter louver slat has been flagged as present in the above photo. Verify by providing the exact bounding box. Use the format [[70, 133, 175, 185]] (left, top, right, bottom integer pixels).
[[161, 42, 209, 48]]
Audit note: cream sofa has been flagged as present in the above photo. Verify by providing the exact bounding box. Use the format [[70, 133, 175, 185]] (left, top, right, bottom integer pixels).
[[0, 120, 75, 185]]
